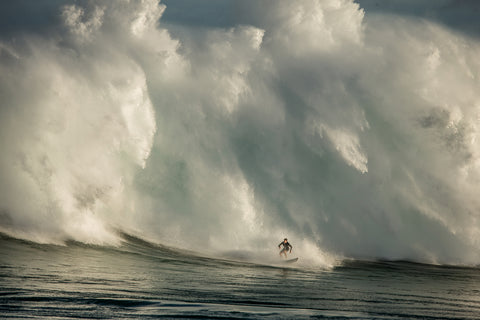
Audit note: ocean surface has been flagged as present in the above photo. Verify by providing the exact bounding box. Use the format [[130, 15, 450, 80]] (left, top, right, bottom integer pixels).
[[2, 233, 480, 320]]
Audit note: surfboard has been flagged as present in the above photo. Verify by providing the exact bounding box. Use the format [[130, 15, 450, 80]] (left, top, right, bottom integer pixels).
[[284, 257, 298, 263]]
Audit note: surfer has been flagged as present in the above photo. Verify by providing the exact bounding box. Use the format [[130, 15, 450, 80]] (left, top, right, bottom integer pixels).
[[278, 238, 292, 258]]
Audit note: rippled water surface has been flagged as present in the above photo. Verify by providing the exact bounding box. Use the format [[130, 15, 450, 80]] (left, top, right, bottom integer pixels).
[[2, 235, 480, 319]]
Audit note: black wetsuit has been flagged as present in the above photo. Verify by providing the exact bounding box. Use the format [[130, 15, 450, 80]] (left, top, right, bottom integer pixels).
[[278, 241, 292, 253]]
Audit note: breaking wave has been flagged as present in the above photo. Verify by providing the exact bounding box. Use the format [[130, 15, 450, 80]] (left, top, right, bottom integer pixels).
[[1, 0, 480, 266]]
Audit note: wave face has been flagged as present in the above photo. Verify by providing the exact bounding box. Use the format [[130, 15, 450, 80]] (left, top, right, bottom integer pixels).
[[1, 0, 480, 265]]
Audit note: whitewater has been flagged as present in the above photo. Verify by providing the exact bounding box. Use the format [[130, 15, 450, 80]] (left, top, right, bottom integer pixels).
[[2, 0, 480, 318]]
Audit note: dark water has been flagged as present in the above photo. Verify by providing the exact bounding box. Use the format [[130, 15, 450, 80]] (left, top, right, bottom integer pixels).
[[2, 234, 480, 319]]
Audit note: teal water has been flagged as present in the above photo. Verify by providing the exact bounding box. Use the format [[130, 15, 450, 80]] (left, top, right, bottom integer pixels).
[[2, 233, 480, 319]]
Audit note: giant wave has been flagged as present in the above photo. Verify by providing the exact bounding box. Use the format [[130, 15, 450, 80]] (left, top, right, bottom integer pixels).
[[1, 0, 480, 266]]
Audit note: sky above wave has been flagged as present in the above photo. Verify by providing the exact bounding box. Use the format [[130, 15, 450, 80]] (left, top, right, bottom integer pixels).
[[1, 1, 479, 36]]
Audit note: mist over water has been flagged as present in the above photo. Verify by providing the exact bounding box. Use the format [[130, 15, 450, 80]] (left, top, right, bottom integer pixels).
[[1, 0, 480, 266]]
